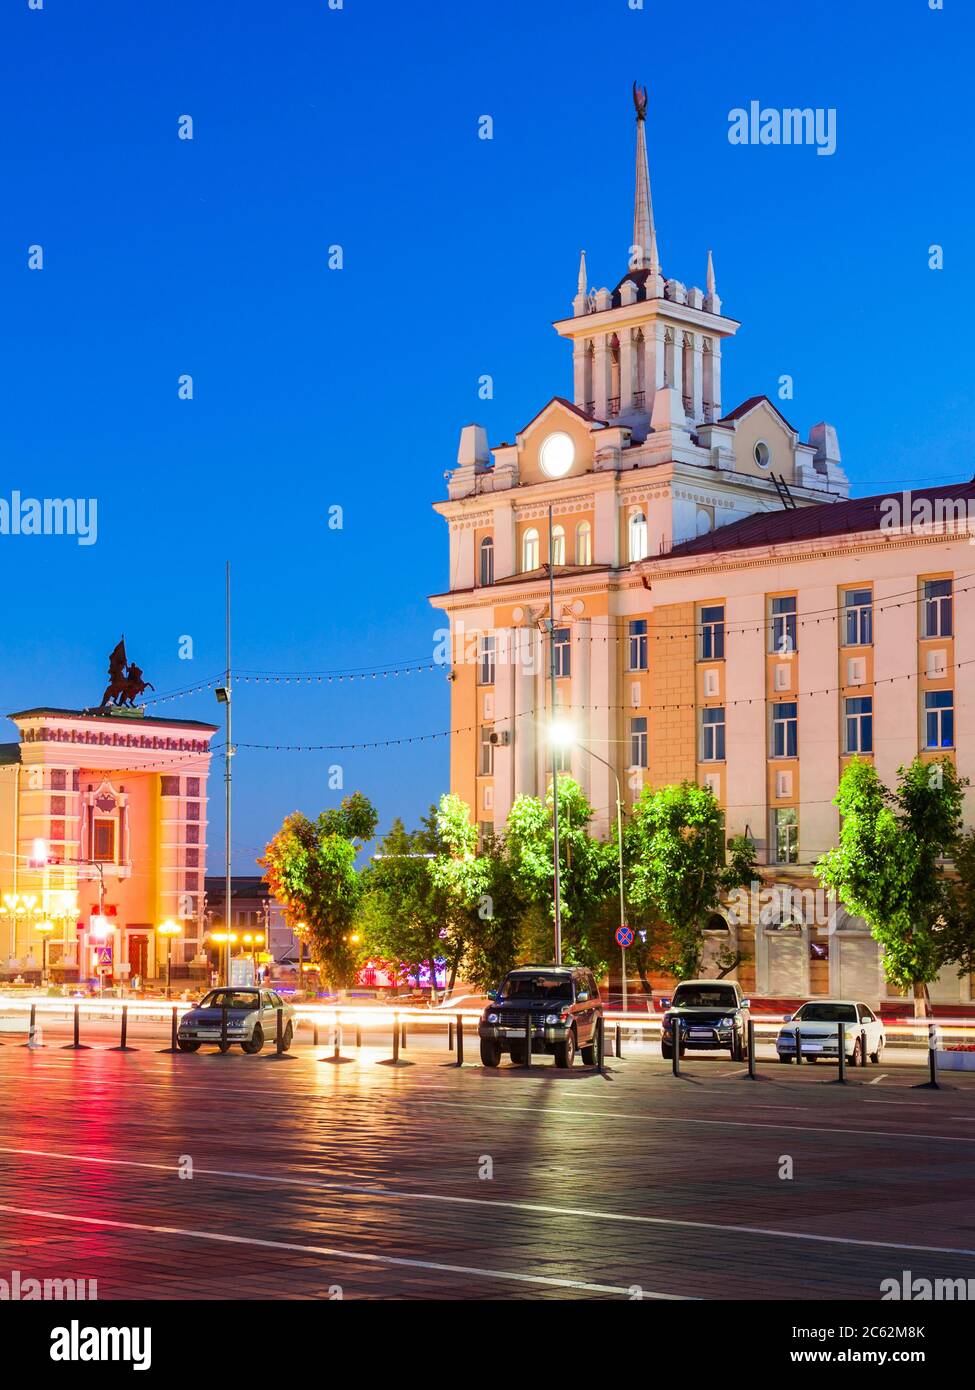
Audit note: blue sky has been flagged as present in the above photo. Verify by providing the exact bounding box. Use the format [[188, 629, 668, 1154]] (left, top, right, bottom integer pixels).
[[0, 0, 971, 870]]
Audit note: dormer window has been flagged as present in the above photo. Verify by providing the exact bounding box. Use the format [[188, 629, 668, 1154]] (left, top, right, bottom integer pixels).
[[479, 536, 494, 586], [551, 525, 566, 566], [575, 520, 592, 565], [628, 508, 648, 562]]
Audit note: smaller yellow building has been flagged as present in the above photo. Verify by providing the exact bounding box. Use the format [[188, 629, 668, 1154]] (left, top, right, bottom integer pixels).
[[0, 705, 216, 984]]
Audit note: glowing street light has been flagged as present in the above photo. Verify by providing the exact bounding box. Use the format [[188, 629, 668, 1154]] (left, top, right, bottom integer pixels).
[[156, 920, 182, 999], [547, 721, 631, 1014]]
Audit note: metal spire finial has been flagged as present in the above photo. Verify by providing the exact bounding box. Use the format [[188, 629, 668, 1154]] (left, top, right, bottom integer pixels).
[[631, 82, 658, 274]]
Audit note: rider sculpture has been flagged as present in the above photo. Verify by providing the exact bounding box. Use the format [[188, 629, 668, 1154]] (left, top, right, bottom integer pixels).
[[99, 638, 155, 708]]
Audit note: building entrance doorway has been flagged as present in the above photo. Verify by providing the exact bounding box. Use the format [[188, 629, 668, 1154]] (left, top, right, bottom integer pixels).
[[127, 933, 149, 980]]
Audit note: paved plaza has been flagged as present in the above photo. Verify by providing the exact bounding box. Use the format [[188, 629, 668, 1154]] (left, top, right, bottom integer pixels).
[[0, 1026, 973, 1300]]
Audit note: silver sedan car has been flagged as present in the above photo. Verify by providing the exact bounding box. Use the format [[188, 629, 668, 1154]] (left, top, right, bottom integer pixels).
[[177, 988, 295, 1054]]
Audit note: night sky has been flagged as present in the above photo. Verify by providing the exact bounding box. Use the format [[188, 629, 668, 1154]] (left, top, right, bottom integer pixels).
[[0, 0, 970, 870]]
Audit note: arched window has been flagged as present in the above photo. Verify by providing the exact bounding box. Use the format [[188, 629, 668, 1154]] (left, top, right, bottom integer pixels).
[[479, 535, 494, 586], [550, 524, 565, 567], [575, 520, 592, 566], [522, 527, 539, 571], [628, 508, 648, 563]]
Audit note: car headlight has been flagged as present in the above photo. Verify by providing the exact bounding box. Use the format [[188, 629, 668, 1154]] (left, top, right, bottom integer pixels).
[[721, 1016, 735, 1027], [485, 1012, 498, 1023], [545, 1013, 561, 1025]]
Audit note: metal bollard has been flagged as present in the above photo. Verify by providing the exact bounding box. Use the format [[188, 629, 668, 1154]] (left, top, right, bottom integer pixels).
[[837, 1021, 846, 1083], [455, 1013, 464, 1066], [63, 1002, 90, 1050], [671, 1021, 681, 1076], [276, 1006, 284, 1053], [615, 1022, 622, 1059], [746, 1019, 757, 1079], [20, 1003, 38, 1048], [312, 1022, 319, 1048], [523, 1015, 532, 1069], [928, 1037, 940, 1090], [598, 1016, 606, 1074], [110, 1003, 137, 1052], [860, 1028, 868, 1067], [355, 1024, 362, 1049], [160, 1004, 180, 1053], [448, 1020, 454, 1051], [400, 1018, 407, 1050], [392, 1013, 400, 1063], [794, 1025, 801, 1064], [218, 1003, 229, 1053]]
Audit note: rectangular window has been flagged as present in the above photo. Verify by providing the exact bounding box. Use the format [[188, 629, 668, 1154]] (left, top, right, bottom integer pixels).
[[478, 634, 496, 686], [479, 726, 494, 776], [186, 777, 200, 798], [161, 775, 180, 797], [185, 802, 200, 822], [844, 696, 873, 753], [700, 605, 725, 660], [93, 819, 116, 862], [553, 627, 571, 678], [186, 824, 200, 845], [701, 706, 726, 762], [50, 819, 66, 842], [51, 769, 66, 792], [629, 717, 648, 768], [924, 689, 954, 748], [627, 619, 648, 672], [478, 821, 493, 850], [843, 588, 873, 646], [771, 808, 799, 865], [770, 595, 797, 655], [185, 848, 200, 869], [922, 579, 953, 638], [771, 701, 798, 758]]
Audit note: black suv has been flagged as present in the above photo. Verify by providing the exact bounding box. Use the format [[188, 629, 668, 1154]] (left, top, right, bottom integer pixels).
[[661, 979, 751, 1060], [478, 964, 603, 1068]]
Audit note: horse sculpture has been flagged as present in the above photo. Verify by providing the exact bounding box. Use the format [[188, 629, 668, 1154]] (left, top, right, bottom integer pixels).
[[99, 638, 154, 708]]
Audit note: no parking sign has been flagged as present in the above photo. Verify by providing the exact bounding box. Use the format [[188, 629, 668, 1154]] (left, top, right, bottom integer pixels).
[[615, 925, 634, 949]]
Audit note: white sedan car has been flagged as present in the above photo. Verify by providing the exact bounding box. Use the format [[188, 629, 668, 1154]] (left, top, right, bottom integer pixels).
[[177, 988, 294, 1054], [776, 999, 885, 1065]]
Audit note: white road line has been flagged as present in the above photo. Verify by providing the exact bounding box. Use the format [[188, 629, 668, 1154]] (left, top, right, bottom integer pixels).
[[0, 1201, 683, 1299], [2, 1144, 975, 1261], [867, 1074, 889, 1085]]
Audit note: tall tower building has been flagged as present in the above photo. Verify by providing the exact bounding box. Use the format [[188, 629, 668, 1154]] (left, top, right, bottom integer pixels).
[[432, 86, 848, 837]]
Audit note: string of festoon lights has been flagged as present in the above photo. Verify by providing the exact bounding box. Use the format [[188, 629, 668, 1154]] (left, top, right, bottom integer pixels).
[[142, 568, 975, 712], [229, 645, 975, 753]]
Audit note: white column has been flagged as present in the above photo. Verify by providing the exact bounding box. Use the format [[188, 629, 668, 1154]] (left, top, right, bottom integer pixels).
[[572, 619, 592, 801], [670, 329, 684, 398], [644, 321, 665, 416], [711, 341, 723, 419], [618, 330, 635, 413], [593, 334, 611, 420], [572, 340, 587, 410], [688, 331, 704, 424], [492, 501, 515, 580]]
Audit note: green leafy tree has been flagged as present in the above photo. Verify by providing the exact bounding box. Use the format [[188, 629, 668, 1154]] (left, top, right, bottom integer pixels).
[[816, 757, 966, 1016], [940, 829, 975, 981], [626, 781, 758, 980], [503, 777, 616, 975], [428, 794, 526, 993], [359, 809, 458, 1001], [260, 793, 378, 989]]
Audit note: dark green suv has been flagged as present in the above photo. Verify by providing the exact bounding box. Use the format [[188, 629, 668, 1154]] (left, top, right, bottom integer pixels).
[[478, 964, 603, 1068]]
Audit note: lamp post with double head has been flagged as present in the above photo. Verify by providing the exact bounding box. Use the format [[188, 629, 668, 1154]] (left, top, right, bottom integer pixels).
[[547, 723, 630, 1015]]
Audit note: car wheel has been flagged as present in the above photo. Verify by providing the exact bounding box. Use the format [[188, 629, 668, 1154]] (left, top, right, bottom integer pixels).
[[851, 1038, 862, 1066], [176, 1039, 200, 1053], [581, 1041, 597, 1065], [479, 1039, 501, 1067], [241, 1025, 264, 1055], [661, 1043, 673, 1061], [282, 1022, 294, 1052], [870, 1039, 884, 1065], [778, 1055, 791, 1064], [731, 1033, 743, 1062], [554, 1030, 576, 1069]]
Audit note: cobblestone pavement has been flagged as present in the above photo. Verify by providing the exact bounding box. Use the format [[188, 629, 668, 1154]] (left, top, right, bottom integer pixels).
[[0, 1035, 972, 1300]]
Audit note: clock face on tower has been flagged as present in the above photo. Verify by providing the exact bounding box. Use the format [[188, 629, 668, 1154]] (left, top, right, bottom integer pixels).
[[538, 431, 575, 479]]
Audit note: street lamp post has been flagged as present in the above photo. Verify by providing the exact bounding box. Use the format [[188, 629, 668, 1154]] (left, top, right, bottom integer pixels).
[[36, 920, 54, 984], [547, 504, 562, 965], [157, 920, 182, 999], [548, 725, 630, 1015]]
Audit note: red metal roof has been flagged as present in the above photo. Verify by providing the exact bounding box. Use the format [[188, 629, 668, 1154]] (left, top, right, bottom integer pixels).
[[665, 479, 975, 560]]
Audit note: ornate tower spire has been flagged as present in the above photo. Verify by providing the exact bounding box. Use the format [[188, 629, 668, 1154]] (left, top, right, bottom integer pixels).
[[707, 248, 716, 297], [577, 248, 587, 295], [631, 82, 658, 274]]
